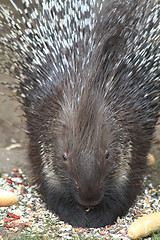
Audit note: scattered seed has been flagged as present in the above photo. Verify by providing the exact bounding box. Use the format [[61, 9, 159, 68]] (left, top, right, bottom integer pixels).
[[0, 169, 159, 239]]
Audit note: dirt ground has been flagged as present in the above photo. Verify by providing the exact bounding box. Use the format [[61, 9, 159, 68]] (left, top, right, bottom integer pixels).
[[0, 74, 32, 177]]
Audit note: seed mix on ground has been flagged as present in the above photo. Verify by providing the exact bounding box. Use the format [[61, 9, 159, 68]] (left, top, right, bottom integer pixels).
[[0, 169, 160, 239]]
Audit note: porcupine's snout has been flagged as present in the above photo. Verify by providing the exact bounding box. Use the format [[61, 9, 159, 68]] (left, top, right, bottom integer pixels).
[[74, 180, 103, 207]]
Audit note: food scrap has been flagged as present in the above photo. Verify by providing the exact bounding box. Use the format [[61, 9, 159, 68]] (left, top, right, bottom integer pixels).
[[128, 212, 160, 239]]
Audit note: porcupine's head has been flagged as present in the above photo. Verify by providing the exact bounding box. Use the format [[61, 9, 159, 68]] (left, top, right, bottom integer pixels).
[[0, 0, 160, 227]]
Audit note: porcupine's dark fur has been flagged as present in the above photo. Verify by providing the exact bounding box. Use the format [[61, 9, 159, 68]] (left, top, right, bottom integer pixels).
[[0, 0, 160, 227]]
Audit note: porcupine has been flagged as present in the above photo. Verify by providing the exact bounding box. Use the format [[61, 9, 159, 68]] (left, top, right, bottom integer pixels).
[[0, 0, 160, 228]]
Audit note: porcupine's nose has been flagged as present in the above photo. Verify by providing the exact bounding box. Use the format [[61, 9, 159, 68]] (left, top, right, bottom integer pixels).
[[75, 180, 103, 207]]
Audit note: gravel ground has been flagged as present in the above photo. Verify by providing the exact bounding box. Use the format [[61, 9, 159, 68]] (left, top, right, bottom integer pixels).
[[0, 169, 160, 240]]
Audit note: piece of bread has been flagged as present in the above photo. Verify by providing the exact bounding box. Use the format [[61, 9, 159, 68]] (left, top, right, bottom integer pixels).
[[128, 212, 160, 239], [147, 153, 156, 168], [0, 189, 19, 207]]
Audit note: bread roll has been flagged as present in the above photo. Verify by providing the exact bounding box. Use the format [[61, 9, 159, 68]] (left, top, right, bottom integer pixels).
[[147, 153, 156, 168], [0, 189, 19, 207], [128, 212, 160, 239]]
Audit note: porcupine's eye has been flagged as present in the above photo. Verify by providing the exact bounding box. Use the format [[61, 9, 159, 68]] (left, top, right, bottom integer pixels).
[[63, 153, 68, 161], [105, 150, 110, 159]]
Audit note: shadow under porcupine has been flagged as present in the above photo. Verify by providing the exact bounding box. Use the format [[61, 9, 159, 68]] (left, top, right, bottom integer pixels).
[[0, 0, 160, 227]]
